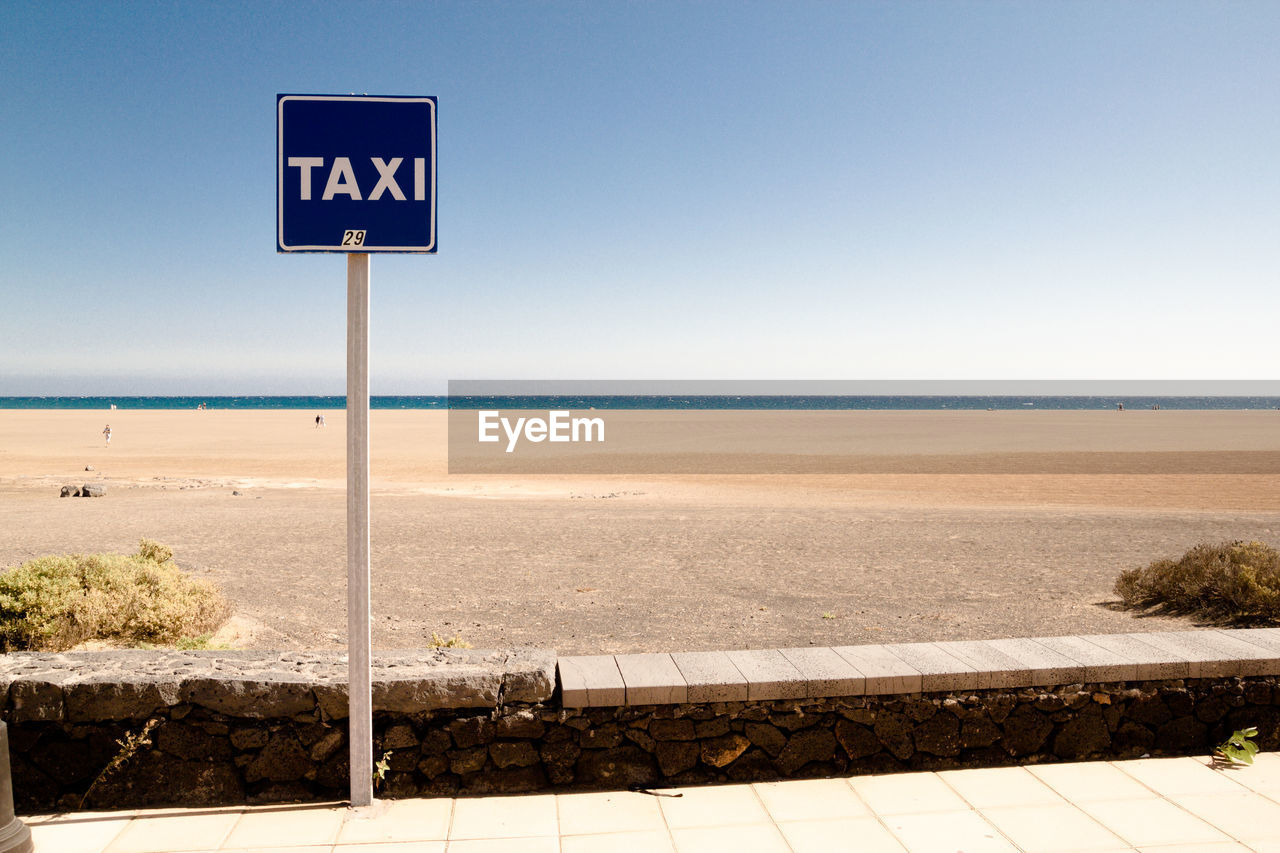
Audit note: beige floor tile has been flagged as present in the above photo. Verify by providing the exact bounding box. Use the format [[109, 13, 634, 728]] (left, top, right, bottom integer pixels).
[[670, 822, 791, 853], [560, 828, 676, 853], [980, 804, 1127, 852], [778, 816, 907, 853], [25, 808, 136, 824], [214, 847, 332, 853], [1248, 752, 1280, 772], [16, 812, 69, 825], [28, 811, 134, 853], [850, 771, 971, 815], [752, 778, 869, 822], [1117, 756, 1243, 797], [1076, 796, 1233, 847], [1165, 791, 1280, 843], [557, 790, 666, 835], [880, 810, 1017, 853], [445, 837, 560, 853], [221, 804, 346, 848], [938, 766, 1066, 809], [1029, 760, 1160, 803], [658, 783, 770, 829], [448, 793, 559, 840], [103, 809, 243, 853], [235, 800, 346, 811], [336, 797, 453, 843], [1213, 752, 1280, 797], [1136, 840, 1254, 845], [332, 842, 446, 853]]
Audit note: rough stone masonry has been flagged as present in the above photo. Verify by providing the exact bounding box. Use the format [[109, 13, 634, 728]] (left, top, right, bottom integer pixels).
[[2, 648, 1278, 812]]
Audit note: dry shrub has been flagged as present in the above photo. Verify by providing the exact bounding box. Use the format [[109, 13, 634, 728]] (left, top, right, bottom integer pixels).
[[1114, 540, 1280, 624], [428, 632, 472, 649], [0, 540, 229, 651]]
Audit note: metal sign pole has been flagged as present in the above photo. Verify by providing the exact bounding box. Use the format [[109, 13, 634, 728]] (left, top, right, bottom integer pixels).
[[278, 94, 434, 807], [347, 252, 373, 807]]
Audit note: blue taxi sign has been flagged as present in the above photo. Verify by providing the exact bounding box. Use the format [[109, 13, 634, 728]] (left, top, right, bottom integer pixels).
[[277, 94, 437, 253]]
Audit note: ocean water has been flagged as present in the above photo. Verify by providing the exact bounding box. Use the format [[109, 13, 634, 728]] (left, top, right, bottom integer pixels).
[[3, 395, 1280, 410]]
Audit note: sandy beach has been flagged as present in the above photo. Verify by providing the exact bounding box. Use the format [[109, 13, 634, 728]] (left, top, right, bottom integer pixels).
[[2, 409, 1278, 654]]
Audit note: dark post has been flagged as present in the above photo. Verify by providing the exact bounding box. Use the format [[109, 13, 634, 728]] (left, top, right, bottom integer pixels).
[[0, 723, 32, 853]]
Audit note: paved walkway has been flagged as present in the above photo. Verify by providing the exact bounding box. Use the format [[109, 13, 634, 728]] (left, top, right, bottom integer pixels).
[[21, 754, 1280, 852]]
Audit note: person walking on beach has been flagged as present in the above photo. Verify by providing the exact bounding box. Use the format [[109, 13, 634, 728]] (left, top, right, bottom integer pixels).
[[103, 424, 111, 445], [315, 414, 321, 428]]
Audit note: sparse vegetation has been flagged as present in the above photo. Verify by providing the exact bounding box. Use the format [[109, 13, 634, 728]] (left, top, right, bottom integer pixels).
[[1214, 727, 1260, 766], [80, 717, 161, 807], [428, 631, 472, 649], [0, 539, 230, 651], [1114, 540, 1280, 624], [133, 632, 231, 651], [174, 633, 231, 651], [373, 750, 392, 789]]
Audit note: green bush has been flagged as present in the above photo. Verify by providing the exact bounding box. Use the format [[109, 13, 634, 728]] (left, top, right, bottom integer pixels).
[[1114, 540, 1280, 624], [0, 540, 229, 651]]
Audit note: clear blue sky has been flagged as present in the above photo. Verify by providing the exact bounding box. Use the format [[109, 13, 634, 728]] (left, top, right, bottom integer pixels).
[[2, 1, 1276, 394]]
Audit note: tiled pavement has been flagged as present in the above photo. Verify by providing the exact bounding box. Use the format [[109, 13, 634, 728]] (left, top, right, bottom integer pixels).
[[22, 753, 1280, 852]]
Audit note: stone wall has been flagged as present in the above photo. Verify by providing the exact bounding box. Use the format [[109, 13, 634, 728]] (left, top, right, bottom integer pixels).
[[4, 645, 1278, 813], [1, 648, 557, 812]]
